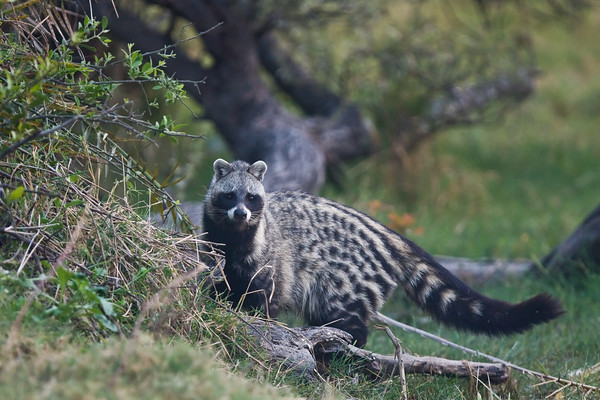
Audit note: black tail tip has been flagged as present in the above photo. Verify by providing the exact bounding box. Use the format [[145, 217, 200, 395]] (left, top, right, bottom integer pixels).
[[517, 292, 565, 329]]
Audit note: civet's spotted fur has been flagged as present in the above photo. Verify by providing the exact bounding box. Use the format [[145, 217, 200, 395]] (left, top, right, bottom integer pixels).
[[203, 159, 563, 347]]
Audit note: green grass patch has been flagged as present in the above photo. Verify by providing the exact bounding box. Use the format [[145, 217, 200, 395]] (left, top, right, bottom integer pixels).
[[0, 329, 292, 400], [371, 273, 600, 399]]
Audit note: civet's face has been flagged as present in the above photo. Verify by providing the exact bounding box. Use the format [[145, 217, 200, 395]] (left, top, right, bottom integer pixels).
[[208, 159, 267, 229]]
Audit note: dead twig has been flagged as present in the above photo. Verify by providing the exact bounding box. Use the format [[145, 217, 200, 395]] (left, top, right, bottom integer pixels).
[[380, 325, 408, 400]]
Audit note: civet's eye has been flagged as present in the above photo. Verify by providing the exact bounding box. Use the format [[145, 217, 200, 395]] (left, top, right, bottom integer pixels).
[[225, 192, 234, 200], [247, 194, 255, 202]]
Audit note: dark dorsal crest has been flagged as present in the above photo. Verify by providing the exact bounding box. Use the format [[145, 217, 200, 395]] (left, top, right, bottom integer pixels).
[[213, 158, 268, 182]]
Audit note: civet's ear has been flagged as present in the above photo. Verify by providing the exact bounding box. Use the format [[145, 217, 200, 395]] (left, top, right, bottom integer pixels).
[[213, 158, 233, 180], [249, 160, 267, 182]]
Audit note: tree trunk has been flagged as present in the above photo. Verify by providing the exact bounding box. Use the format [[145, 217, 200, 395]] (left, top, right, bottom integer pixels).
[[534, 204, 600, 276], [82, 1, 372, 192]]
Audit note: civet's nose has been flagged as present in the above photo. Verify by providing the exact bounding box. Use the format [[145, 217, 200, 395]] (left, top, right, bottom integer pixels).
[[233, 207, 248, 220]]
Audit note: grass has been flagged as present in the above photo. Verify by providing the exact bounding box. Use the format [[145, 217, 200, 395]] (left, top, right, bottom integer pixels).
[[0, 325, 292, 400], [371, 273, 600, 399]]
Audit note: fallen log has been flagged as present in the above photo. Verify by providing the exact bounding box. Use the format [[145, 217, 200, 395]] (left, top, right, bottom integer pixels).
[[536, 204, 600, 276], [246, 319, 509, 383], [436, 256, 531, 284], [437, 204, 600, 280]]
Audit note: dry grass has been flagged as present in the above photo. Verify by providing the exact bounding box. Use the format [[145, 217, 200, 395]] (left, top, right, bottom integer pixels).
[[1, 127, 213, 331]]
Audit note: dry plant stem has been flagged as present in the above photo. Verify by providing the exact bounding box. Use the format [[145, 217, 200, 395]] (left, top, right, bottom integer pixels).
[[112, 265, 208, 386], [130, 266, 207, 337], [375, 312, 600, 393], [380, 326, 408, 400], [569, 360, 600, 379], [0, 292, 37, 368]]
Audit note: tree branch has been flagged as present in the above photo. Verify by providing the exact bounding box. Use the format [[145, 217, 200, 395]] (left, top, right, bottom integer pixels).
[[144, 0, 228, 56], [346, 342, 509, 384], [0, 115, 80, 160], [86, 2, 208, 104], [426, 69, 535, 126], [257, 32, 342, 117], [245, 314, 599, 393], [436, 256, 532, 284], [401, 69, 537, 153], [257, 32, 373, 162]]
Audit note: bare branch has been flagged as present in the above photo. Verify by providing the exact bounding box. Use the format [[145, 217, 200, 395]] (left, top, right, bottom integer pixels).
[[400, 69, 537, 153], [346, 343, 509, 384], [380, 326, 408, 399], [244, 315, 599, 393], [436, 256, 532, 284], [257, 33, 342, 117], [0, 115, 80, 160]]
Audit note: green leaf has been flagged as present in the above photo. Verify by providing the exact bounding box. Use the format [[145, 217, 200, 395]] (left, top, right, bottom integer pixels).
[[7, 186, 25, 202], [142, 62, 152, 74], [41, 260, 52, 271], [68, 174, 81, 184], [30, 80, 42, 93], [65, 199, 84, 208], [80, 44, 97, 53], [56, 266, 74, 292], [94, 313, 118, 332], [101, 16, 108, 30], [30, 91, 48, 108], [98, 296, 115, 317]]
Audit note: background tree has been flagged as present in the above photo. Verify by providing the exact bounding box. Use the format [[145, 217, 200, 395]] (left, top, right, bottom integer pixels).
[[73, 0, 588, 192], [535, 204, 600, 277]]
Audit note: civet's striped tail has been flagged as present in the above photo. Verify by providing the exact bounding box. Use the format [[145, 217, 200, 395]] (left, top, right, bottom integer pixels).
[[406, 250, 564, 335]]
